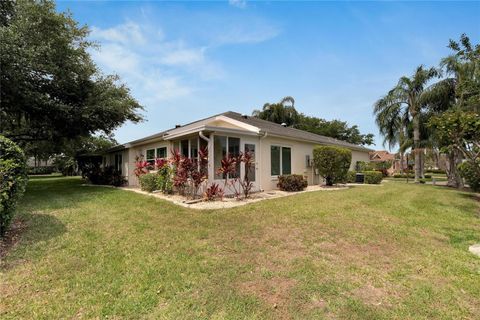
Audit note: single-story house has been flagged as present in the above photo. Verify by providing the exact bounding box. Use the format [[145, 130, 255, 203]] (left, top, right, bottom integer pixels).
[[102, 111, 372, 191]]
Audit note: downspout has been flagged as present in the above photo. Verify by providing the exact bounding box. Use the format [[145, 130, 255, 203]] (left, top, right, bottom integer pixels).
[[258, 131, 268, 191], [199, 131, 210, 143]]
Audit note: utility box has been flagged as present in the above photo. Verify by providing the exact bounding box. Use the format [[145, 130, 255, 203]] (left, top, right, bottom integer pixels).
[[355, 173, 365, 183]]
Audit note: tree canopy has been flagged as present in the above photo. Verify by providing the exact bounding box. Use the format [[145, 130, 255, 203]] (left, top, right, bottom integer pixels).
[[0, 0, 143, 148], [252, 97, 374, 146]]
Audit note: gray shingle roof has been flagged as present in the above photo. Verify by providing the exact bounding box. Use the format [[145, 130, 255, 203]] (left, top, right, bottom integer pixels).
[[221, 111, 372, 152], [107, 110, 372, 152]]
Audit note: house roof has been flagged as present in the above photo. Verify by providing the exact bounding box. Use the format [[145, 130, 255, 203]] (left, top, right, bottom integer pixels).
[[369, 150, 395, 161], [106, 111, 373, 153], [221, 112, 372, 151]]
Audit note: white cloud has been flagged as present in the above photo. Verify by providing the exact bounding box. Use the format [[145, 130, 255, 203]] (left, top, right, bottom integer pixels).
[[229, 0, 247, 9], [89, 16, 278, 106]]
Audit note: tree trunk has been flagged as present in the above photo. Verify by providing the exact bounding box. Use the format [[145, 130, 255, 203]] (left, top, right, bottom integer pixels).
[[446, 150, 463, 188], [413, 114, 421, 183]]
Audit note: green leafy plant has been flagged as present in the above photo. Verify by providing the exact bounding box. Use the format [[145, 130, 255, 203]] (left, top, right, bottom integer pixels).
[[139, 173, 158, 192], [346, 171, 357, 183], [277, 174, 308, 191], [458, 160, 480, 192], [0, 135, 28, 237], [313, 146, 352, 186], [364, 171, 383, 184], [156, 163, 174, 194]]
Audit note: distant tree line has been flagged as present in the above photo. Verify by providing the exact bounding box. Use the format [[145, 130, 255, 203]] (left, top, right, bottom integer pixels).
[[252, 96, 374, 146], [373, 34, 479, 189]]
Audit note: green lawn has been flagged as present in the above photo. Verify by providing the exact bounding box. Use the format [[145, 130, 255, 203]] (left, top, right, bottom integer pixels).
[[1, 177, 479, 319]]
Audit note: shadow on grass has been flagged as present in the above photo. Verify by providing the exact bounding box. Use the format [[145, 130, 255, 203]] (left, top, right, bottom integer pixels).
[[28, 174, 65, 180], [1, 212, 67, 269]]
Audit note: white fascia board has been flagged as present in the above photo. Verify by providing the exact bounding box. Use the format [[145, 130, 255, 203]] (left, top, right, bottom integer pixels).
[[215, 115, 260, 133]]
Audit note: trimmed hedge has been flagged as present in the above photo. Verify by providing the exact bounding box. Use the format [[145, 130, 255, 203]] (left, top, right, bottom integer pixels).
[[313, 146, 352, 186], [277, 174, 308, 191], [426, 169, 446, 174], [346, 171, 357, 183], [139, 173, 158, 192], [0, 135, 28, 237], [393, 174, 432, 179], [364, 171, 383, 184]]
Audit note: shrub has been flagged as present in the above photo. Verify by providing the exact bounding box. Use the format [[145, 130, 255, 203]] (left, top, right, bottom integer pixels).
[[364, 171, 383, 184], [139, 173, 158, 192], [84, 165, 126, 187], [0, 136, 28, 237], [426, 169, 446, 174], [277, 174, 308, 191], [393, 173, 414, 178], [53, 155, 77, 176], [204, 183, 224, 201], [313, 146, 352, 186], [156, 163, 174, 194], [458, 160, 480, 192], [346, 171, 357, 183], [27, 166, 56, 175]]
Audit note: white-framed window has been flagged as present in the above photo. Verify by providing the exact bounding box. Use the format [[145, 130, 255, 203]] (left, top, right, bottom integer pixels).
[[214, 135, 240, 179], [156, 147, 167, 159], [146, 149, 155, 164], [271, 145, 291, 176]]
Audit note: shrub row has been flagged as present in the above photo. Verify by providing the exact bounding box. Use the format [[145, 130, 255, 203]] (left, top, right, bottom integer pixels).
[[27, 166, 56, 175], [0, 136, 28, 237], [84, 165, 126, 187], [277, 174, 308, 191], [426, 169, 446, 174], [393, 174, 432, 179]]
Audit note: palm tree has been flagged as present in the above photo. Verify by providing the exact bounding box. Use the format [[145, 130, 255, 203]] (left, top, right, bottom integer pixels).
[[252, 96, 299, 126], [374, 66, 437, 182]]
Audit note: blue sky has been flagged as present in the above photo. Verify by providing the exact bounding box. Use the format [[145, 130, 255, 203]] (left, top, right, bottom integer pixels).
[[57, 0, 480, 149]]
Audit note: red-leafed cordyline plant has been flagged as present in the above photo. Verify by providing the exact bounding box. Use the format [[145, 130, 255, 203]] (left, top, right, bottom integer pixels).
[[134, 155, 150, 177], [204, 183, 224, 201], [171, 147, 209, 199], [240, 150, 254, 199], [217, 154, 242, 199], [216, 151, 255, 200], [154, 158, 168, 170]]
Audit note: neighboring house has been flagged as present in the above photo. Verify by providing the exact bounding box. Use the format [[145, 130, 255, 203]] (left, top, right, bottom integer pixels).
[[369, 150, 405, 175], [102, 111, 372, 191]]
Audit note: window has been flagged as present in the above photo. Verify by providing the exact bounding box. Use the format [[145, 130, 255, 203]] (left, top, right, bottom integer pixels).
[[156, 147, 167, 159], [214, 136, 227, 179], [271, 146, 291, 176], [114, 154, 122, 174], [146, 149, 155, 164], [228, 137, 240, 178], [282, 147, 291, 175], [190, 138, 198, 158], [181, 140, 189, 157], [214, 136, 240, 179]]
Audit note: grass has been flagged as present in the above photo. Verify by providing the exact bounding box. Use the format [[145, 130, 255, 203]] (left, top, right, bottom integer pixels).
[[1, 177, 479, 319]]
